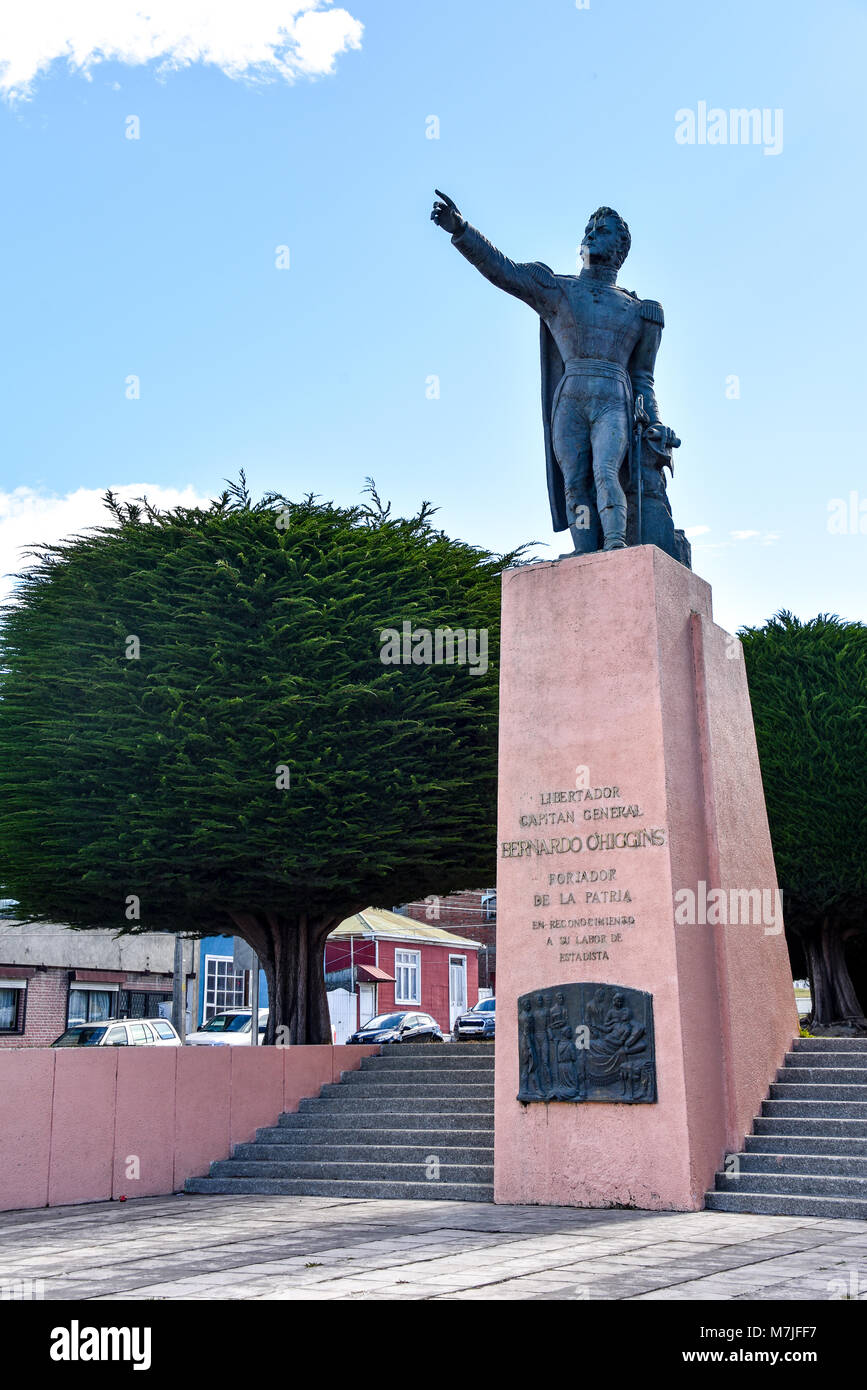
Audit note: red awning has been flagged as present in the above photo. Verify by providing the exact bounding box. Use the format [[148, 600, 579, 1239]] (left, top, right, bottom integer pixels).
[[356, 964, 395, 984]]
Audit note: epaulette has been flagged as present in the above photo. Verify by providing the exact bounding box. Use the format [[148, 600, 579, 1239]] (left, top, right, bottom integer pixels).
[[640, 299, 664, 326], [528, 261, 557, 286]]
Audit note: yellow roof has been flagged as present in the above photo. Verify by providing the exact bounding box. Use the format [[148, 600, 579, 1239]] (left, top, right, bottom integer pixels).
[[330, 906, 481, 950]]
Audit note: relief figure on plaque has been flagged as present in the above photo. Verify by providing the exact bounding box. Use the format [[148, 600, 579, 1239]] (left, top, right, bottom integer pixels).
[[518, 997, 542, 1101], [587, 990, 647, 1090], [547, 990, 579, 1099], [555, 1025, 583, 1100], [534, 993, 554, 1094]]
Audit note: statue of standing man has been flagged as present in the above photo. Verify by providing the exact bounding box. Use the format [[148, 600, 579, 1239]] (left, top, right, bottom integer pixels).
[[431, 192, 690, 566]]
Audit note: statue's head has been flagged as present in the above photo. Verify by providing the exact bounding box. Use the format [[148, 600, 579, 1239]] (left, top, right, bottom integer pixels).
[[580, 207, 631, 270]]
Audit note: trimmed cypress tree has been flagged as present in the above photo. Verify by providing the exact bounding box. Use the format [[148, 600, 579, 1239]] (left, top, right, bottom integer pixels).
[[740, 612, 867, 1029], [0, 481, 518, 1043]]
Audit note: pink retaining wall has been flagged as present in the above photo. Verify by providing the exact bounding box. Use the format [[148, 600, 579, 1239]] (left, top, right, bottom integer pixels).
[[0, 1045, 378, 1212]]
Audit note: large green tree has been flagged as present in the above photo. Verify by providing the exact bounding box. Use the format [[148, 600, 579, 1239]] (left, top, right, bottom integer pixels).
[[741, 612, 867, 1029], [0, 481, 518, 1043]]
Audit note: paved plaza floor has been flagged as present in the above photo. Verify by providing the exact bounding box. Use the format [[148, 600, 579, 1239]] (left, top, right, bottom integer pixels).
[[2, 1194, 866, 1301]]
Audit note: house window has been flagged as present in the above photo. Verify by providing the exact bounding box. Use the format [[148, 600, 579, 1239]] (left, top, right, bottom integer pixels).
[[0, 981, 26, 1034], [394, 949, 421, 1005], [117, 989, 173, 1020], [68, 986, 116, 1026], [203, 955, 247, 1020], [482, 891, 497, 921]]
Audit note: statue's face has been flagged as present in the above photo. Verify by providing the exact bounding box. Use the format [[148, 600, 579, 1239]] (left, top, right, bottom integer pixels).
[[580, 212, 621, 268]]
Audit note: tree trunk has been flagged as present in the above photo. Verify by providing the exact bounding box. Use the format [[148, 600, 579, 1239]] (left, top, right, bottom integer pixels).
[[803, 914, 867, 1028], [226, 909, 349, 1045]]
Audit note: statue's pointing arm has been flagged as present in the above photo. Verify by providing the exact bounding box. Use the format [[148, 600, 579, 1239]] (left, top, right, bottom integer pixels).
[[431, 191, 558, 316], [451, 223, 559, 315]]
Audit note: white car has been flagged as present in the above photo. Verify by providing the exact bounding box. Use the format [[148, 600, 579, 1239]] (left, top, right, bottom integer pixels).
[[52, 1018, 182, 1047], [185, 1008, 268, 1046]]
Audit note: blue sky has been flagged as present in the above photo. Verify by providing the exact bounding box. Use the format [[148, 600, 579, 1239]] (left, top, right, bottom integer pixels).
[[0, 0, 864, 633]]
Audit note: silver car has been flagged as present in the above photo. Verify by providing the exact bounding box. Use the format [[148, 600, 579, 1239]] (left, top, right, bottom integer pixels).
[[185, 1008, 268, 1046]]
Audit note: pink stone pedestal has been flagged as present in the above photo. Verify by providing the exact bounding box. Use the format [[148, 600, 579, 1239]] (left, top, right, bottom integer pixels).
[[494, 545, 797, 1210]]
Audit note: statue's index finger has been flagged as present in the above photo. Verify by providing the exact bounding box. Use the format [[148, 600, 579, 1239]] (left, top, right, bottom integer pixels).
[[434, 188, 457, 209]]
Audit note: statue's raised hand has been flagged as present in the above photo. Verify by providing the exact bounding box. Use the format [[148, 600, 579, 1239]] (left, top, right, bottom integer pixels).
[[431, 189, 465, 236]]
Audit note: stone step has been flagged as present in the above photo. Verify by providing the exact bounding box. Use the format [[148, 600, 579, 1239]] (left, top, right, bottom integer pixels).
[[184, 1036, 497, 1206], [753, 1115, 867, 1138], [705, 1190, 867, 1220], [235, 1142, 493, 1164], [256, 1124, 494, 1147], [358, 1053, 494, 1072], [341, 1067, 495, 1082], [320, 1080, 493, 1098], [784, 1049, 867, 1069], [185, 1176, 493, 1202], [706, 1035, 867, 1221], [209, 1158, 494, 1183], [258, 1124, 493, 1147], [774, 1069, 867, 1086], [735, 1151, 867, 1178], [297, 1095, 494, 1115], [746, 1133, 867, 1157], [761, 1099, 867, 1119], [278, 1109, 493, 1131], [768, 1083, 867, 1102], [714, 1170, 867, 1199]]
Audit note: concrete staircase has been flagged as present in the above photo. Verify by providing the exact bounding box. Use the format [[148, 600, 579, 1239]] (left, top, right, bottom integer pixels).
[[706, 1037, 867, 1219], [185, 1042, 495, 1202]]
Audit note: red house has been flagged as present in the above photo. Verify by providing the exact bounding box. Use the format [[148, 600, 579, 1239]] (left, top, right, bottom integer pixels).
[[324, 908, 480, 1038]]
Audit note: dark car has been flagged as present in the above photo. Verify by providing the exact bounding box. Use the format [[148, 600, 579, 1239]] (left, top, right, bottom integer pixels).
[[348, 1011, 444, 1044], [453, 996, 495, 1041]]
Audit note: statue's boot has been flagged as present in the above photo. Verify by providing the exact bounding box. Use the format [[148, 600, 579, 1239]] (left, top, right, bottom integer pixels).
[[600, 503, 628, 551], [559, 514, 602, 559]]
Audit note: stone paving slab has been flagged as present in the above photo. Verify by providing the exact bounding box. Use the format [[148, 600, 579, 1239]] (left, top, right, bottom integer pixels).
[[0, 1193, 864, 1300]]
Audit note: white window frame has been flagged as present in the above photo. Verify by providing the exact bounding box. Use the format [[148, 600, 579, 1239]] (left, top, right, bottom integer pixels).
[[394, 949, 421, 1006], [67, 982, 119, 1026], [203, 953, 247, 1021], [0, 979, 26, 1034]]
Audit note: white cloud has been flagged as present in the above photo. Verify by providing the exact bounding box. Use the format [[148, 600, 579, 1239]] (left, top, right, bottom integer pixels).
[[684, 525, 710, 539], [0, 2, 363, 102], [0, 483, 212, 601], [731, 529, 781, 546]]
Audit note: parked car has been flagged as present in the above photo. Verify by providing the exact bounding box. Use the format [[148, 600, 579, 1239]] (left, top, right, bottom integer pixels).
[[185, 1008, 268, 1046], [453, 996, 495, 1041], [52, 1018, 182, 1047], [348, 1011, 444, 1044]]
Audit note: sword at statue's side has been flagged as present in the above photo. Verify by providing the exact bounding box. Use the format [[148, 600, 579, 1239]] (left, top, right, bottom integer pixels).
[[633, 394, 650, 545]]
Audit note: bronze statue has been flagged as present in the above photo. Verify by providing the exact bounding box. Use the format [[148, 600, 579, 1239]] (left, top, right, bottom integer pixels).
[[431, 192, 690, 566]]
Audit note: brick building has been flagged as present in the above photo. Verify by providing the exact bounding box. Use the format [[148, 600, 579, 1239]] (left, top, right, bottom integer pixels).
[[0, 918, 192, 1048], [400, 888, 496, 993]]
